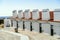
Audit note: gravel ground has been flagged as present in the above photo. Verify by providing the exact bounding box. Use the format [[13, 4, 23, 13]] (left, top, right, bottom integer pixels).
[[0, 27, 60, 40]]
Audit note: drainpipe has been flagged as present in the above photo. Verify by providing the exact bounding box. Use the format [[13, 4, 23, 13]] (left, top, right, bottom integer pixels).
[[39, 23, 42, 33], [23, 21, 25, 30], [30, 22, 32, 31], [50, 25, 54, 36], [15, 21, 18, 33]]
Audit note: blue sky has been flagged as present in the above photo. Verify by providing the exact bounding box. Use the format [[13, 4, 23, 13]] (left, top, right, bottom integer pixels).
[[0, 0, 60, 16]]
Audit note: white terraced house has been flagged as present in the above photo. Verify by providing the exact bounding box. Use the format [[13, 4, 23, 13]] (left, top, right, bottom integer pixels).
[[3, 9, 60, 40]]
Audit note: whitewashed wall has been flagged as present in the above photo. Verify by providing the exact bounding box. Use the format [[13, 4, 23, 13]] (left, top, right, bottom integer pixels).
[[12, 10, 17, 18], [18, 20, 23, 30], [4, 19, 11, 27], [42, 23, 51, 34], [32, 22, 39, 32], [24, 9, 31, 31], [42, 9, 50, 20], [54, 9, 60, 21], [24, 21, 30, 31], [54, 26, 60, 35], [24, 9, 31, 19], [18, 10, 23, 19], [13, 20, 17, 28], [32, 9, 39, 20], [51, 22, 60, 36]]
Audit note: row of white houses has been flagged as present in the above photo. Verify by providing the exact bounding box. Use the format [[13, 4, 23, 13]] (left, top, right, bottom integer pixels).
[[12, 9, 60, 21], [4, 9, 60, 36]]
